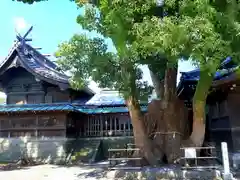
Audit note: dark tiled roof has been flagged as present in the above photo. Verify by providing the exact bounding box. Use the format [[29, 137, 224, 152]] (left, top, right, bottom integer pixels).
[[0, 39, 94, 95], [179, 57, 237, 82], [177, 57, 240, 97], [17, 44, 70, 85], [86, 90, 149, 106], [86, 91, 125, 106]]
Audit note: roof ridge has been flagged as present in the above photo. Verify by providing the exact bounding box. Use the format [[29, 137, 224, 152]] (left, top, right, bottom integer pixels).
[[24, 44, 70, 78], [0, 41, 19, 68], [22, 46, 94, 94]]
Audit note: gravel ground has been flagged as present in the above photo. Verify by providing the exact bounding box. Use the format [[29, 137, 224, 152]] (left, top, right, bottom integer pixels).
[[0, 164, 113, 180]]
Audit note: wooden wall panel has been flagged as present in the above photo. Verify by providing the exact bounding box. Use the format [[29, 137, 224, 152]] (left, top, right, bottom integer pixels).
[[45, 87, 70, 103], [0, 113, 67, 138]]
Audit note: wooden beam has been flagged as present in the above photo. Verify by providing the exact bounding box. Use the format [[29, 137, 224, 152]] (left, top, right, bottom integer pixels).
[[43, 54, 51, 57], [25, 38, 32, 42], [34, 47, 42, 50], [23, 26, 33, 39]]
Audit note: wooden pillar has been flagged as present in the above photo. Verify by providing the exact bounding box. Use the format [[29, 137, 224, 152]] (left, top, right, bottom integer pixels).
[[100, 115, 103, 136], [97, 116, 100, 136], [90, 116, 93, 136], [128, 115, 130, 136], [87, 116, 90, 136], [105, 116, 108, 136], [124, 121, 126, 135], [84, 117, 86, 137], [35, 116, 38, 137], [93, 116, 95, 136], [96, 116, 98, 136], [110, 116, 112, 136], [114, 117, 117, 136], [8, 119, 11, 138], [91, 116, 93, 136]]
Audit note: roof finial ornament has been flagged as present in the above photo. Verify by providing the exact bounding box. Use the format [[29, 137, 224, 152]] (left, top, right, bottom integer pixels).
[[16, 26, 33, 44], [15, 26, 33, 55]]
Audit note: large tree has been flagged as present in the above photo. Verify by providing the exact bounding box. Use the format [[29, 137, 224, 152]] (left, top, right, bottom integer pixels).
[[15, 0, 240, 164], [56, 34, 159, 164], [56, 0, 240, 164]]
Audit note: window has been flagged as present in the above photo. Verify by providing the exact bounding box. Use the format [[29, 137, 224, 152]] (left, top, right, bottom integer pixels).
[[0, 120, 10, 129], [11, 131, 34, 137], [10, 118, 36, 128], [0, 131, 8, 137], [38, 116, 61, 127], [84, 115, 133, 137]]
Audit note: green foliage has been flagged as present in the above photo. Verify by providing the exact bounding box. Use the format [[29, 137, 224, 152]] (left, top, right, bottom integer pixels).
[[57, 0, 240, 102], [132, 0, 239, 74], [0, 97, 6, 104], [12, 0, 46, 4], [56, 34, 152, 101]]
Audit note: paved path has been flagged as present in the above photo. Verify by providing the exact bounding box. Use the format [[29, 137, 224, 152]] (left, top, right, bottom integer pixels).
[[0, 165, 112, 180], [2, 164, 236, 180]]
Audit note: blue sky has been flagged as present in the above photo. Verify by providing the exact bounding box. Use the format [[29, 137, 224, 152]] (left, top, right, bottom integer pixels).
[[0, 0, 194, 95]]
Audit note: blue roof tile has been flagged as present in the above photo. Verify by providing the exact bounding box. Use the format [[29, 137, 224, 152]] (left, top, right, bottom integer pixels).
[[180, 57, 238, 82], [77, 106, 147, 114], [0, 103, 148, 114], [86, 91, 125, 106], [0, 103, 75, 113]]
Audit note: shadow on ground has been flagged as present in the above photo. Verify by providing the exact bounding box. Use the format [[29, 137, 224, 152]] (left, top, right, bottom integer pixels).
[[0, 164, 31, 172], [77, 168, 108, 179]]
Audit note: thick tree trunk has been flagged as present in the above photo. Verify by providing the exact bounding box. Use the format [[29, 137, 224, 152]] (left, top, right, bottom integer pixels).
[[161, 67, 184, 163], [126, 96, 158, 165], [149, 70, 164, 99], [189, 69, 214, 146], [147, 64, 189, 163], [162, 67, 177, 104]]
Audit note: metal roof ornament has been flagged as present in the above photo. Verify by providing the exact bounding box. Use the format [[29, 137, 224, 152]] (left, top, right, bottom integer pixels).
[[16, 26, 33, 56], [16, 26, 33, 46]]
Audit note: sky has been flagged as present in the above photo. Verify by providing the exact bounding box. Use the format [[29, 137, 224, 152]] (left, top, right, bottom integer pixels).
[[0, 0, 195, 97]]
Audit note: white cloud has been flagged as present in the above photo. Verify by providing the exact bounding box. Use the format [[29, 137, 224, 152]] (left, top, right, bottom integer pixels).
[[13, 17, 28, 34]]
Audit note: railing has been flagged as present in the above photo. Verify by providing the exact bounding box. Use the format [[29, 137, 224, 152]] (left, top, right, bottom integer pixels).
[[108, 143, 142, 169], [83, 130, 133, 137], [180, 144, 220, 170]]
